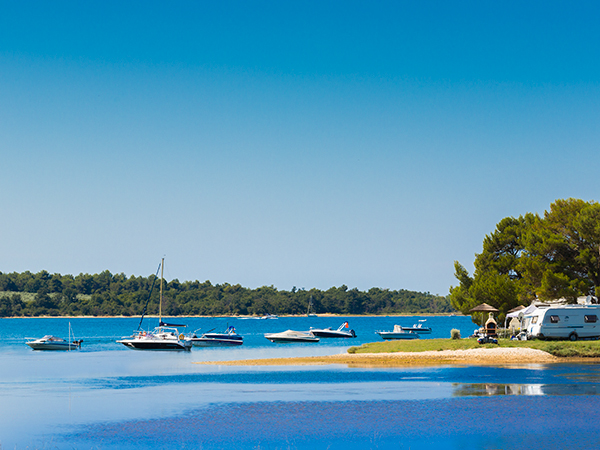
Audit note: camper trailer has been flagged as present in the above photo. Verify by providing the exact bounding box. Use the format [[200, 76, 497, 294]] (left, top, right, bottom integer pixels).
[[525, 304, 600, 341]]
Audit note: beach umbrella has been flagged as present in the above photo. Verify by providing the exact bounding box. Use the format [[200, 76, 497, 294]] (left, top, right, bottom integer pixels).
[[469, 303, 499, 312], [469, 303, 499, 328]]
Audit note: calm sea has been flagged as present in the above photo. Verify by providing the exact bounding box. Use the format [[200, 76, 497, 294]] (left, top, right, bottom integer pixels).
[[1, 316, 600, 450]]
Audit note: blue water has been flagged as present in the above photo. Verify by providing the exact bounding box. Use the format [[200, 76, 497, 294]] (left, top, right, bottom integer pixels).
[[1, 316, 599, 449]]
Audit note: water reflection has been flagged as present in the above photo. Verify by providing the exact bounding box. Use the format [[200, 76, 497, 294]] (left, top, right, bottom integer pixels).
[[453, 382, 600, 396], [453, 383, 544, 396]]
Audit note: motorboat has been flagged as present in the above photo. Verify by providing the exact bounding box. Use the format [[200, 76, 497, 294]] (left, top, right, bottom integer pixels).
[[117, 258, 192, 351], [26, 322, 83, 350], [309, 322, 356, 338], [26, 335, 82, 351], [117, 325, 191, 351], [376, 325, 420, 340], [260, 314, 278, 319], [189, 325, 243, 347], [264, 330, 319, 343], [401, 320, 432, 334]]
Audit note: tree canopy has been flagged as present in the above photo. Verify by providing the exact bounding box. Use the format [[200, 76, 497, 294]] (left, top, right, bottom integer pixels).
[[450, 198, 600, 321], [0, 270, 453, 317]]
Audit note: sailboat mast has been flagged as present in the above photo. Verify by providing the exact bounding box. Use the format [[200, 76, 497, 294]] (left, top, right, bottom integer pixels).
[[159, 257, 164, 323]]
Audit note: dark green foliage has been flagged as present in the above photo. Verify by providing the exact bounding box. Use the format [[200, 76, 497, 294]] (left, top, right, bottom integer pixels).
[[0, 270, 453, 317], [0, 294, 24, 317], [450, 198, 600, 323]]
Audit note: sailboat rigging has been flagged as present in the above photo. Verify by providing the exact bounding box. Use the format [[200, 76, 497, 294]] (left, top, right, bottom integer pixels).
[[307, 295, 317, 317], [117, 258, 192, 351]]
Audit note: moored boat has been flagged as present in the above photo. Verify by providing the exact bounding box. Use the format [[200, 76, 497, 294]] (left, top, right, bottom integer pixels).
[[26, 335, 82, 351], [117, 326, 191, 351], [310, 322, 356, 338], [26, 322, 82, 351], [264, 330, 319, 343], [117, 258, 192, 351], [307, 296, 318, 317], [376, 325, 420, 340], [190, 325, 243, 346], [401, 320, 432, 334]]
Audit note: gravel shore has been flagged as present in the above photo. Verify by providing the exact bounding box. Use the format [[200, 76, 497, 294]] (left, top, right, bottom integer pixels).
[[196, 347, 561, 367]]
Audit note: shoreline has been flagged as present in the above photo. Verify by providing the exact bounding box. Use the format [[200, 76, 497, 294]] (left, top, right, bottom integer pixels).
[[195, 348, 599, 367], [0, 313, 463, 319]]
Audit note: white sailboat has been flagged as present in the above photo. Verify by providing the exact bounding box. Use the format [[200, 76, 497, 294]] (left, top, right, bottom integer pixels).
[[307, 295, 317, 317], [117, 258, 192, 351]]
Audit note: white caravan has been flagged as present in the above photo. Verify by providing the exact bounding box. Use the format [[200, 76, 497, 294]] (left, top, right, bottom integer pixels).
[[524, 304, 600, 341]]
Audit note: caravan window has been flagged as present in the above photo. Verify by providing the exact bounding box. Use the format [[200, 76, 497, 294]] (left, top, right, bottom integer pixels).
[[585, 315, 598, 323], [549, 315, 560, 324], [531, 316, 538, 324]]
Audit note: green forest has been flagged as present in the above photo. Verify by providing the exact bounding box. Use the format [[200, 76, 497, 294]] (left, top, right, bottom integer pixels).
[[450, 198, 600, 321], [0, 269, 453, 317]]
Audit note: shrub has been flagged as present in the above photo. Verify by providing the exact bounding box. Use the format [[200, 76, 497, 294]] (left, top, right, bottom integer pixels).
[[451, 329, 461, 340]]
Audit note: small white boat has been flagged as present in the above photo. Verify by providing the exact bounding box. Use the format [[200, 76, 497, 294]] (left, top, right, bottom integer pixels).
[[264, 330, 319, 343], [189, 326, 243, 347], [310, 322, 356, 338], [27, 335, 82, 351], [401, 320, 432, 334], [26, 323, 82, 350], [376, 325, 420, 340], [260, 314, 278, 319]]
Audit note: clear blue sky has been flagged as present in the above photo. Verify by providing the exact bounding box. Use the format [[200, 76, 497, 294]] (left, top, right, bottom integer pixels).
[[1, 1, 599, 295]]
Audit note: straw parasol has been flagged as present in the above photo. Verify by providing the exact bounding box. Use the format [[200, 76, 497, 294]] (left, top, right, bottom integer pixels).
[[469, 303, 499, 313], [469, 303, 499, 328]]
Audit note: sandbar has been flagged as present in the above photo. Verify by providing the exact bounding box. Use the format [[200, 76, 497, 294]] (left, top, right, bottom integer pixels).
[[195, 347, 578, 367]]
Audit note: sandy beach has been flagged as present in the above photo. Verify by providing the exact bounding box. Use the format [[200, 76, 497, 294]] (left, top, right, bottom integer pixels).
[[196, 347, 570, 367]]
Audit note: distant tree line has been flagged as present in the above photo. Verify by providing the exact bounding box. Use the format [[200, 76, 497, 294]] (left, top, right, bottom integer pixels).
[[0, 270, 453, 317], [450, 198, 600, 321]]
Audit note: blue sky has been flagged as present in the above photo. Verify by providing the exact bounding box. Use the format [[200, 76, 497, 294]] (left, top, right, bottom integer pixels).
[[1, 1, 599, 295]]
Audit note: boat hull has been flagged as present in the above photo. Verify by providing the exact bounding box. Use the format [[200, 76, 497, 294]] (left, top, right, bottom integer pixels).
[[265, 336, 319, 343], [310, 330, 356, 338], [117, 339, 191, 351], [190, 336, 243, 347], [376, 332, 420, 340], [26, 342, 80, 351]]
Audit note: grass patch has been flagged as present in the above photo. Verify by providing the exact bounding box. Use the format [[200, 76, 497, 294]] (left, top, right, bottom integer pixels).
[[348, 338, 600, 358]]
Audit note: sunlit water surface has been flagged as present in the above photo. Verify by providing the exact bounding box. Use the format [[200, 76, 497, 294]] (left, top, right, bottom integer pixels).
[[2, 316, 600, 449]]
